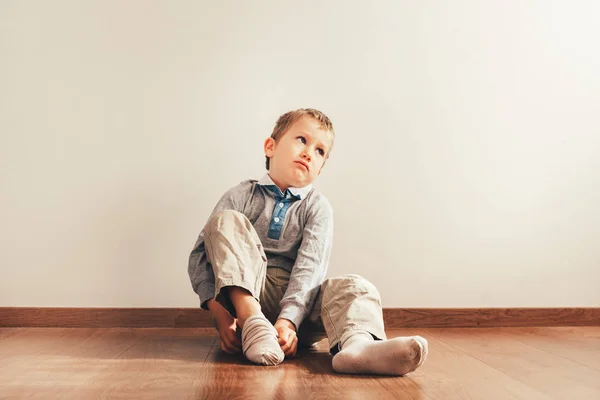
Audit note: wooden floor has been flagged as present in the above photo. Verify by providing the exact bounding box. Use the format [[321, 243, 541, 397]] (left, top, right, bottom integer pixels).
[[0, 327, 599, 399]]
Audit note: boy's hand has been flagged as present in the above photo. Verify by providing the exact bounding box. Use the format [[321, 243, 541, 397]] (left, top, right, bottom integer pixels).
[[274, 318, 298, 358], [207, 299, 241, 354]]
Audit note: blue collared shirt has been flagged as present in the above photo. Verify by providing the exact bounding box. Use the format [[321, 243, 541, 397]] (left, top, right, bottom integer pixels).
[[257, 174, 312, 240]]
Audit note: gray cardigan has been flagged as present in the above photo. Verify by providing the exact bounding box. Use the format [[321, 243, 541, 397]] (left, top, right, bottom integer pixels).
[[188, 175, 334, 329]]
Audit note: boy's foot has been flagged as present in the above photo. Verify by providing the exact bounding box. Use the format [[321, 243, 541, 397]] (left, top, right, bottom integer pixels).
[[241, 315, 285, 366], [332, 331, 428, 376]]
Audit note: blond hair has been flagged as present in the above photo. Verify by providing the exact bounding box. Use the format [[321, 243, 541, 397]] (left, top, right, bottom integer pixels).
[[266, 108, 334, 170]]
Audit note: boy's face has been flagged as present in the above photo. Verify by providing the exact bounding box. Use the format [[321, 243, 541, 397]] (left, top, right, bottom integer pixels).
[[264, 116, 333, 191]]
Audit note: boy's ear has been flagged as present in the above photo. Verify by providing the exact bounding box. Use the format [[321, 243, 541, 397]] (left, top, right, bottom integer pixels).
[[264, 137, 275, 157]]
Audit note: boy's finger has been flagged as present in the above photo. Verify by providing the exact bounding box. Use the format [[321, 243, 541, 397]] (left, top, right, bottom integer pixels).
[[221, 340, 234, 354], [221, 339, 232, 353], [284, 345, 295, 357], [285, 337, 298, 357], [222, 336, 238, 353], [227, 342, 240, 352], [228, 332, 241, 347]]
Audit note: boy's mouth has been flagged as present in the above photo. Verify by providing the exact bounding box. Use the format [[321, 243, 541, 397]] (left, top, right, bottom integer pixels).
[[294, 160, 309, 171]]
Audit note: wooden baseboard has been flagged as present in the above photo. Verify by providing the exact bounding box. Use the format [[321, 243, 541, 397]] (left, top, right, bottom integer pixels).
[[1, 307, 599, 328], [383, 308, 600, 328]]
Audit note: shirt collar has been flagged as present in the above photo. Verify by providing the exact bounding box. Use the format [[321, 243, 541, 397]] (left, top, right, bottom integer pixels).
[[257, 174, 312, 199]]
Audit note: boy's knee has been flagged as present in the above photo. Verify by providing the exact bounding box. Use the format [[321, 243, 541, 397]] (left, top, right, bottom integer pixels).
[[205, 210, 247, 232], [322, 274, 381, 301], [211, 209, 244, 221]]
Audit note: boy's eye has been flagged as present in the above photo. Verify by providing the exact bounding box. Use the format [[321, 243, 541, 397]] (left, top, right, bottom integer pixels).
[[297, 136, 306, 144], [317, 148, 325, 156]]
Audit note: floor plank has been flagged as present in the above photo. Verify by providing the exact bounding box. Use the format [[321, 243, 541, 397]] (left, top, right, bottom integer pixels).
[[0, 327, 599, 399], [425, 327, 600, 400], [0, 328, 215, 399], [387, 329, 552, 400], [506, 327, 600, 371], [0, 328, 138, 399], [91, 328, 216, 399], [195, 336, 423, 400]]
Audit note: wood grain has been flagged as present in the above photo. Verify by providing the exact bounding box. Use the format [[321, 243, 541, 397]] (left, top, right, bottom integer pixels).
[[2, 307, 599, 328], [0, 307, 213, 328], [0, 328, 216, 399], [504, 326, 600, 371], [383, 307, 600, 328], [2, 327, 599, 399], [425, 327, 600, 399], [387, 328, 552, 400], [195, 331, 424, 400]]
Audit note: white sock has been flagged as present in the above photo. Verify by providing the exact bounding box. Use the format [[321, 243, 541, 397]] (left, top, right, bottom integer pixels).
[[332, 330, 428, 376], [241, 315, 284, 366]]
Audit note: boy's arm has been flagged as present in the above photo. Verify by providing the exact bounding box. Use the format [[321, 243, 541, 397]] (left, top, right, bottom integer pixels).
[[277, 198, 334, 330], [187, 183, 249, 309]]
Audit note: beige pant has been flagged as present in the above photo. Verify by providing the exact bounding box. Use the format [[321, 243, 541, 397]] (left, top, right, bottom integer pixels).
[[204, 210, 387, 353]]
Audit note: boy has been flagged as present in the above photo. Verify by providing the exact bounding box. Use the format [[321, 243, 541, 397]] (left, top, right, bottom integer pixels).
[[188, 108, 428, 375]]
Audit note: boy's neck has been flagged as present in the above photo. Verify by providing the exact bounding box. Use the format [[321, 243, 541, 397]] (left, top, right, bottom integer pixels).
[[267, 173, 289, 193]]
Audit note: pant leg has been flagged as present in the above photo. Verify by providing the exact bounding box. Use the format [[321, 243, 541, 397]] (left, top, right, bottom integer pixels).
[[259, 266, 328, 347], [203, 210, 268, 317], [296, 289, 327, 348], [260, 266, 289, 324], [318, 274, 387, 354], [259, 271, 387, 354]]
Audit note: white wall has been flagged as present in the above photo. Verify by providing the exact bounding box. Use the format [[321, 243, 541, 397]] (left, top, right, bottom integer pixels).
[[1, 1, 599, 308]]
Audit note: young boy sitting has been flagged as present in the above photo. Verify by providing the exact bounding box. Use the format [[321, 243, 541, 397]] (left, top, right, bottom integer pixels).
[[188, 108, 428, 375]]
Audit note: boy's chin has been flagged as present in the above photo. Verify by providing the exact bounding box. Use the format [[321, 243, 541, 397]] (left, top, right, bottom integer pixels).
[[290, 178, 314, 188], [283, 171, 316, 188]]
